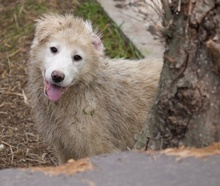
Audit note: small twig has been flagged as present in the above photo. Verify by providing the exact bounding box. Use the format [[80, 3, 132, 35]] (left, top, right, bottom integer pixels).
[[5, 126, 18, 131], [0, 103, 5, 107], [0, 111, 7, 115], [25, 158, 46, 164], [13, 14, 19, 30], [7, 49, 20, 58], [177, 0, 181, 12], [22, 89, 30, 105], [161, 0, 172, 26], [1, 141, 15, 148], [150, 0, 164, 19], [6, 57, 11, 76], [120, 10, 144, 23], [0, 91, 24, 97], [25, 132, 39, 143], [188, 0, 193, 15], [26, 148, 30, 156], [27, 153, 42, 158], [1, 141, 14, 163], [50, 157, 58, 166]]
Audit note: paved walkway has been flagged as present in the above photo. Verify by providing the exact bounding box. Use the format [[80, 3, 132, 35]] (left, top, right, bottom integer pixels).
[[97, 0, 164, 58], [1, 151, 220, 186]]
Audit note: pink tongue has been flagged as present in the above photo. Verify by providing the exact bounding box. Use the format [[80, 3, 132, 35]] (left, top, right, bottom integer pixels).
[[46, 82, 63, 101]]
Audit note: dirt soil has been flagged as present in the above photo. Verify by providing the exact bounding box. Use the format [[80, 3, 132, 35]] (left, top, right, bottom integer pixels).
[[0, 0, 79, 169]]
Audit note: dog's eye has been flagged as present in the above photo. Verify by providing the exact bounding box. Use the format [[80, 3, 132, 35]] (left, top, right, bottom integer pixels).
[[73, 55, 82, 61], [50, 47, 58, 54]]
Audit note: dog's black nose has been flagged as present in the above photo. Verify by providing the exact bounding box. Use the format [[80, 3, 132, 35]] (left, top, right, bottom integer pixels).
[[51, 70, 65, 83]]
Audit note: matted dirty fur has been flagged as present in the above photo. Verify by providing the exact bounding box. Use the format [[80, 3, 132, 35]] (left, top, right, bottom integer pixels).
[[28, 14, 162, 164]]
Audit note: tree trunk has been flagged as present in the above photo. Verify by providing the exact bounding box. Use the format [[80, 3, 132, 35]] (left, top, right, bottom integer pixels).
[[135, 0, 220, 150]]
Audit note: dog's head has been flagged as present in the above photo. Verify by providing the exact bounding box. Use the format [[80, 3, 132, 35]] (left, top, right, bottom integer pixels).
[[31, 14, 105, 102]]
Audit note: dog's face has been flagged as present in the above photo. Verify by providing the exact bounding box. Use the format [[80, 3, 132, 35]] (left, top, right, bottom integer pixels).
[[31, 14, 104, 101]]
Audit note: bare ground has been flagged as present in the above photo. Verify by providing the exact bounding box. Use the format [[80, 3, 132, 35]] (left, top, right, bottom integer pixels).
[[0, 0, 78, 169]]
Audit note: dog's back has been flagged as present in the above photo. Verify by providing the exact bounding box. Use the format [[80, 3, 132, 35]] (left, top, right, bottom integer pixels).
[[28, 14, 162, 164]]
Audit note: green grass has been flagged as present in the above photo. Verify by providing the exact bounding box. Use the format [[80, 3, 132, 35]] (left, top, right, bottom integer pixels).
[[75, 1, 142, 59], [0, 0, 141, 60], [0, 0, 49, 55]]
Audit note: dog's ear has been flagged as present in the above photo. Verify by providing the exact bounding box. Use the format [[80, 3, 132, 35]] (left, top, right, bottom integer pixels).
[[85, 21, 105, 56], [35, 14, 59, 43]]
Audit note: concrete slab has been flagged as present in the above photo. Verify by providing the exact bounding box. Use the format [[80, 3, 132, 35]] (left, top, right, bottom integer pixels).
[[1, 151, 220, 186], [96, 0, 164, 58]]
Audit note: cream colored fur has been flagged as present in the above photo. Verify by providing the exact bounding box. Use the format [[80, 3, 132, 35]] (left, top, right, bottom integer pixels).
[[28, 14, 163, 164]]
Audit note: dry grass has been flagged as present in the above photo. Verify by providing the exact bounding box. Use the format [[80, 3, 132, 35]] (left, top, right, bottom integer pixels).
[[0, 0, 79, 169], [0, 0, 140, 169]]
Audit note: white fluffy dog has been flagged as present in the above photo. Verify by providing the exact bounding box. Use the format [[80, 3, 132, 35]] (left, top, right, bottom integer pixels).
[[28, 14, 162, 164]]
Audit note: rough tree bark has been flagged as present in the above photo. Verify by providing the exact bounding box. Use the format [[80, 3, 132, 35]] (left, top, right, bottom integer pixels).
[[135, 0, 220, 150]]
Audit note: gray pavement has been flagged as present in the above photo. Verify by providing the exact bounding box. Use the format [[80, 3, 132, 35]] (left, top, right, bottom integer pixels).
[[1, 151, 220, 186], [97, 0, 164, 58]]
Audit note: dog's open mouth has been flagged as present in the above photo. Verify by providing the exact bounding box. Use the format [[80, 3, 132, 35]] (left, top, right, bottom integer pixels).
[[45, 81, 66, 102]]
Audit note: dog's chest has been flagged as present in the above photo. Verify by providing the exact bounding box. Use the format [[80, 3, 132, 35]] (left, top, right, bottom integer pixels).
[[55, 91, 103, 138]]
